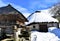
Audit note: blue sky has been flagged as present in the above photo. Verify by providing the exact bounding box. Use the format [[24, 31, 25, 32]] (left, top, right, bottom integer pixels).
[[0, 0, 60, 17]]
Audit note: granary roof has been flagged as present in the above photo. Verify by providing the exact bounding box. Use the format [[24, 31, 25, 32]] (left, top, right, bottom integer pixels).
[[0, 4, 28, 22], [26, 10, 59, 25]]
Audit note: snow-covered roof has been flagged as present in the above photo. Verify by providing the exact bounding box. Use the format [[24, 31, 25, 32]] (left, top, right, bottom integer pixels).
[[26, 10, 59, 25]]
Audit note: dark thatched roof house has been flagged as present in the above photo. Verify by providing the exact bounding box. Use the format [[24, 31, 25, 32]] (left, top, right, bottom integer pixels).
[[26, 11, 59, 32], [0, 4, 28, 38]]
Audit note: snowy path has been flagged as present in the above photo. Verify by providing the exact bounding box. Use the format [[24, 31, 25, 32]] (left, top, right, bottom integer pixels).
[[31, 31, 60, 41]]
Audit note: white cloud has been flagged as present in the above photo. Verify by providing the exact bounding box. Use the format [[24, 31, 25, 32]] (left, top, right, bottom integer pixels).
[[0, 0, 7, 7]]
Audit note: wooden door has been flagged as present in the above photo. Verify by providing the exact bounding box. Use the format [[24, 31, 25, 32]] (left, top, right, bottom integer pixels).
[[39, 24, 48, 32]]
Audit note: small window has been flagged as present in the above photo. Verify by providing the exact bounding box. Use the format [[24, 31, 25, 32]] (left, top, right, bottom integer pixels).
[[32, 25, 36, 31], [33, 25, 35, 28]]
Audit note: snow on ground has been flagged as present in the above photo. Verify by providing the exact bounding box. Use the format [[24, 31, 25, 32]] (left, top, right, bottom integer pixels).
[[31, 31, 60, 41], [50, 29, 60, 38], [48, 27, 60, 38], [48, 27, 57, 32]]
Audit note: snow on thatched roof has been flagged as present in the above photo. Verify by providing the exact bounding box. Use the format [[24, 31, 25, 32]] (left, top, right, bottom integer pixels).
[[26, 10, 59, 25]]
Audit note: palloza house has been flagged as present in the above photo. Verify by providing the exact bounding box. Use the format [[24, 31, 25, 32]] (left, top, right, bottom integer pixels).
[[0, 4, 28, 38], [26, 11, 59, 32]]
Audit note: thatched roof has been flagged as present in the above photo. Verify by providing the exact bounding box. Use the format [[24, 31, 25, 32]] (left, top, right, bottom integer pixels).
[[26, 11, 59, 25]]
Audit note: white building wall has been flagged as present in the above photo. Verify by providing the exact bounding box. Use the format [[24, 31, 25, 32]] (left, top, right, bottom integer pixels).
[[35, 24, 39, 30], [59, 23, 60, 28], [29, 24, 39, 31]]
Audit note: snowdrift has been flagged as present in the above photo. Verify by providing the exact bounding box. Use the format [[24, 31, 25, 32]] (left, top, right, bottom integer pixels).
[[31, 31, 60, 41]]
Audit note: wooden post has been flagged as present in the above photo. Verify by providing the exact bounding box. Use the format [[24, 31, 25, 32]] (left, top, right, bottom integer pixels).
[[13, 25, 18, 41], [57, 23, 59, 28]]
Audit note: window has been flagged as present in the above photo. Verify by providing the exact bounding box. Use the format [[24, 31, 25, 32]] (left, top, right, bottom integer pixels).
[[33, 25, 35, 28]]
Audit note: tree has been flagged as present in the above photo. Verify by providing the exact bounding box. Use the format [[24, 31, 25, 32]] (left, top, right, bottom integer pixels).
[[50, 3, 60, 22]]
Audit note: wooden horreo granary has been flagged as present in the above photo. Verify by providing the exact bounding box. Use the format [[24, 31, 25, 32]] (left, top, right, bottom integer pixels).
[[0, 4, 28, 38]]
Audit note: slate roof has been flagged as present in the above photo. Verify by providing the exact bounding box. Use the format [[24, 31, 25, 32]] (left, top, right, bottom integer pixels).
[[0, 4, 28, 22]]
